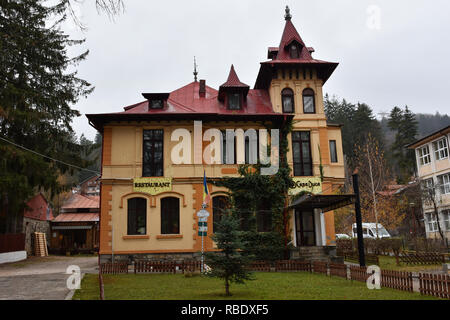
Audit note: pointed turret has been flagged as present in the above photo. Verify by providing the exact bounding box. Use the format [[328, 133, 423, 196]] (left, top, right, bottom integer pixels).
[[218, 65, 249, 102]]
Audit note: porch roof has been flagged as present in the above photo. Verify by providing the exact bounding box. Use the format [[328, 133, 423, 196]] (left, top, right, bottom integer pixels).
[[289, 194, 356, 212]]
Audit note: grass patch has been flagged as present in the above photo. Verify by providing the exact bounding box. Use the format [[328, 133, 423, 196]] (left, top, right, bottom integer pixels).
[[73, 272, 438, 300], [378, 256, 443, 272]]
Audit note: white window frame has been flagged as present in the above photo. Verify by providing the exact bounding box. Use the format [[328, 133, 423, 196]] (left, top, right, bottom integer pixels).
[[418, 145, 431, 166], [432, 138, 449, 161], [426, 212, 438, 232], [437, 173, 450, 195], [442, 210, 450, 231]]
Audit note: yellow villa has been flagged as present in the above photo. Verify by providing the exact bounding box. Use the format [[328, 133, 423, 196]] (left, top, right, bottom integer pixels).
[[87, 7, 347, 263]]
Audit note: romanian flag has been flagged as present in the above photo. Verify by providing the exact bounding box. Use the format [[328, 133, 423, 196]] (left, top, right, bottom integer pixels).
[[203, 171, 210, 205]]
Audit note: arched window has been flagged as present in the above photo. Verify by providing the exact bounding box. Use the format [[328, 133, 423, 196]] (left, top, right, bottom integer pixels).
[[281, 88, 294, 113], [212, 196, 230, 233], [127, 198, 147, 235], [290, 43, 299, 59], [161, 197, 180, 234], [302, 88, 315, 114]]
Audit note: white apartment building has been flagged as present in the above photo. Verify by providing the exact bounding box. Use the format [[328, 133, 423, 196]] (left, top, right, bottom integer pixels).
[[408, 125, 450, 241]]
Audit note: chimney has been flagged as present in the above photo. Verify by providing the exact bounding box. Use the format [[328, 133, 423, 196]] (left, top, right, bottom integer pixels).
[[199, 79, 206, 98]]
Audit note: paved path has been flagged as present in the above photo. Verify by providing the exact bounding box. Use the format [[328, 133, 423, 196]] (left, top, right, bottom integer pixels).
[[0, 255, 98, 300]]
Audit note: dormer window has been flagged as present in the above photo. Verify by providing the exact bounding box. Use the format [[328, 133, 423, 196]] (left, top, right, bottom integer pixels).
[[290, 44, 299, 59], [142, 93, 170, 111], [228, 93, 241, 110], [150, 99, 163, 109]]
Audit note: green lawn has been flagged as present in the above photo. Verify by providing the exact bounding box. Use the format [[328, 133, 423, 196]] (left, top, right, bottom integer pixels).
[[73, 272, 438, 300], [378, 256, 443, 272]]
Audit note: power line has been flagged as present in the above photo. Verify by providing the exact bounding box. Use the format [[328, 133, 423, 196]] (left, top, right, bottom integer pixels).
[[0, 135, 100, 175]]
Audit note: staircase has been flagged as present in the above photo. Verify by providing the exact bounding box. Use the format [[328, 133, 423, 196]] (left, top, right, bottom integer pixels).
[[290, 246, 336, 262]]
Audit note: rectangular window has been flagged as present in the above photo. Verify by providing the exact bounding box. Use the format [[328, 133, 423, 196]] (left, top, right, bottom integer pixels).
[[437, 173, 450, 195], [418, 145, 431, 166], [257, 199, 272, 233], [329, 140, 338, 163], [442, 210, 450, 231], [426, 213, 438, 232], [161, 197, 180, 234], [292, 131, 312, 176], [149, 99, 163, 109], [127, 198, 147, 235], [228, 93, 241, 110], [432, 138, 449, 161], [143, 129, 163, 177]]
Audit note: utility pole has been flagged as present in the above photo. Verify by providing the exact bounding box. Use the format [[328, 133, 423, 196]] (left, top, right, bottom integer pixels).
[[367, 145, 379, 238], [353, 173, 366, 267]]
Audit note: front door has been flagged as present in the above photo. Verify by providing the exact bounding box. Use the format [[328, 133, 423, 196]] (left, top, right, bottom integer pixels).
[[295, 210, 316, 246]]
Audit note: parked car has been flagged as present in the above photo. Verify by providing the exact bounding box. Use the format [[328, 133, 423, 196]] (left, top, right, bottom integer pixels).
[[352, 223, 391, 239], [335, 233, 351, 239]]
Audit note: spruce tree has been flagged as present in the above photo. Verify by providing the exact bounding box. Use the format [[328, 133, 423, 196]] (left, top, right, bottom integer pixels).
[[388, 106, 418, 183], [0, 0, 93, 232], [204, 214, 254, 296]]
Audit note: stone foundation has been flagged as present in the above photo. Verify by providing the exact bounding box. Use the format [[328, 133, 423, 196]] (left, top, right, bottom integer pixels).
[[100, 252, 202, 264]]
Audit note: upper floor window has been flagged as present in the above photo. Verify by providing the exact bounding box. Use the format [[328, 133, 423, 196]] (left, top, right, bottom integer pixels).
[[228, 93, 241, 110], [149, 99, 164, 109], [127, 198, 147, 235], [421, 178, 434, 191], [282, 88, 294, 113], [143, 129, 163, 177], [432, 138, 449, 161], [161, 197, 180, 234], [437, 173, 450, 195], [302, 88, 315, 114], [418, 145, 431, 166], [290, 44, 299, 59], [292, 131, 312, 176], [329, 140, 338, 163]]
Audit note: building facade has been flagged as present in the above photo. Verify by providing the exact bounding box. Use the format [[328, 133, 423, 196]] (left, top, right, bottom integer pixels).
[[87, 8, 346, 263], [408, 125, 450, 241]]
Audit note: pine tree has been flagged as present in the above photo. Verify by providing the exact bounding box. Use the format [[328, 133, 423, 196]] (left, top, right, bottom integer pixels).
[[204, 214, 254, 296], [0, 0, 93, 232], [388, 106, 418, 183]]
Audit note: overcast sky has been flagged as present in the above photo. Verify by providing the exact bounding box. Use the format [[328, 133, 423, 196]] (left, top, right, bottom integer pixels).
[[64, 0, 450, 140]]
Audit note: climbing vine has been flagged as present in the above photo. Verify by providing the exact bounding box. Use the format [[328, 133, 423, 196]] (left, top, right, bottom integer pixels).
[[212, 118, 294, 258]]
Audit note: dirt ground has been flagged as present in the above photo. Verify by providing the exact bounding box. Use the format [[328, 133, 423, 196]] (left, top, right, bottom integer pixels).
[[0, 255, 98, 300]]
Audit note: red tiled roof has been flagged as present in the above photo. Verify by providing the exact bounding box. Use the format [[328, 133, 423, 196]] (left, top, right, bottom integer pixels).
[[24, 193, 54, 221], [61, 194, 99, 210], [105, 81, 277, 116], [52, 213, 99, 222]]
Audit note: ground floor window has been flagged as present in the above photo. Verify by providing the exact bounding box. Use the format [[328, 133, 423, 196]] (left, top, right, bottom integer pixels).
[[256, 199, 272, 232], [161, 197, 180, 234], [425, 212, 438, 232], [212, 196, 230, 233], [127, 198, 147, 235], [442, 209, 450, 230]]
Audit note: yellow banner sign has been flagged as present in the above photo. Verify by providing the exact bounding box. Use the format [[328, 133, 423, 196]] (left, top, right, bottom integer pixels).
[[289, 177, 322, 195], [133, 177, 172, 195]]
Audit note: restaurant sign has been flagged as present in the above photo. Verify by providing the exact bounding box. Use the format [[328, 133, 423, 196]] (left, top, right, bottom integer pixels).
[[133, 177, 172, 195], [289, 177, 322, 195]]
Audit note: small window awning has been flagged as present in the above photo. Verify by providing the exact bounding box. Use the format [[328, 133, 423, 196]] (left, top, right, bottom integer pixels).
[[52, 225, 93, 230], [289, 194, 356, 212]]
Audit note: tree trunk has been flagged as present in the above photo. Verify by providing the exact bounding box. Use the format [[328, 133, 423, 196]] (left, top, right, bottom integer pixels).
[[225, 277, 230, 296]]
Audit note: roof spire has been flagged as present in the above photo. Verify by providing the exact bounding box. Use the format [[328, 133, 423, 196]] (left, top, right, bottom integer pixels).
[[284, 5, 292, 21], [193, 56, 198, 82]]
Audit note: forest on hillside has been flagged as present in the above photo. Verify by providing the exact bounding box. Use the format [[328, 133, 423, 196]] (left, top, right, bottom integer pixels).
[[324, 94, 450, 235]]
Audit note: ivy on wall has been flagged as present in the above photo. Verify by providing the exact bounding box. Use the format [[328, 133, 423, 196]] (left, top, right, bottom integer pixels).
[[212, 119, 294, 258]]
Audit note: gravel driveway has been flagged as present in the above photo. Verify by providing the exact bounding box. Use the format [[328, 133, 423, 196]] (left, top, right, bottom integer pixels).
[[0, 255, 98, 300]]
